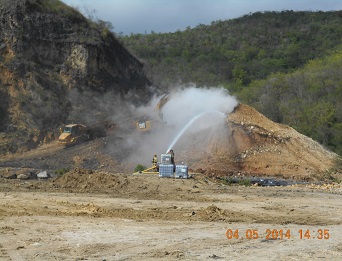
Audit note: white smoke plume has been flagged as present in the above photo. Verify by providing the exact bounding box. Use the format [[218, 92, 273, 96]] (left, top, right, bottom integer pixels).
[[126, 86, 238, 167]]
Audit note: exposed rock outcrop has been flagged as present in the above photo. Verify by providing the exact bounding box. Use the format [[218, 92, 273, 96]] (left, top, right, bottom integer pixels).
[[0, 0, 152, 153]]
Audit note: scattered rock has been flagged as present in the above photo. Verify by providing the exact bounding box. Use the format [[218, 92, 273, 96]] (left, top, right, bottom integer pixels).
[[37, 171, 50, 179], [3, 173, 17, 179], [209, 254, 224, 259], [17, 173, 30, 180]]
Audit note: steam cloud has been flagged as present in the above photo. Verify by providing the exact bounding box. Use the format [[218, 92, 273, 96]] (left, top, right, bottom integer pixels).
[[127, 86, 238, 167], [162, 87, 238, 131]]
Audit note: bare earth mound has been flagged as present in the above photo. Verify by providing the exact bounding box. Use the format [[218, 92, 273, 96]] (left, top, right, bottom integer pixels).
[[228, 104, 338, 177], [177, 104, 338, 180]]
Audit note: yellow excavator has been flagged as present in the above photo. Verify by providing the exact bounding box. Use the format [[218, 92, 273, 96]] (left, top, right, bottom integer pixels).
[[135, 120, 152, 132], [135, 93, 169, 132]]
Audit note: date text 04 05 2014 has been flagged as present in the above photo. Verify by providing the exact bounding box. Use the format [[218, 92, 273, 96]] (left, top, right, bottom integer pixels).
[[225, 229, 330, 240]]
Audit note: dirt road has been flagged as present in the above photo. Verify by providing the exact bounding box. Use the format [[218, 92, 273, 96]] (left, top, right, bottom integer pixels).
[[0, 173, 341, 260]]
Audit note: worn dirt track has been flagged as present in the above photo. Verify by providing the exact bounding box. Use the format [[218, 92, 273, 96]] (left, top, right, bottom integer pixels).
[[0, 172, 342, 260]]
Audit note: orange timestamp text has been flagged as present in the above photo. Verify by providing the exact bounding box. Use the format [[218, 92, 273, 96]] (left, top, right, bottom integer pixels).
[[226, 228, 330, 240]]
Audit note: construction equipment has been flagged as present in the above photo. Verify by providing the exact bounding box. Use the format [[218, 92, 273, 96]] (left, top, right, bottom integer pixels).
[[58, 122, 113, 146], [135, 93, 170, 133], [155, 92, 169, 120], [136, 120, 151, 132], [58, 124, 89, 146]]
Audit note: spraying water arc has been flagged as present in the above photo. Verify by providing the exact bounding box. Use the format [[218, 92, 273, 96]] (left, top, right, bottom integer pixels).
[[166, 110, 226, 153]]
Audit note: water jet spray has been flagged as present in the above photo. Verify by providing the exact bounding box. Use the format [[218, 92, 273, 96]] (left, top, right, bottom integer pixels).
[[166, 110, 226, 153]]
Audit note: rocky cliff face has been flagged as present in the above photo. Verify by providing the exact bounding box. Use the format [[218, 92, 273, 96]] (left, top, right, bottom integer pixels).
[[0, 0, 152, 153]]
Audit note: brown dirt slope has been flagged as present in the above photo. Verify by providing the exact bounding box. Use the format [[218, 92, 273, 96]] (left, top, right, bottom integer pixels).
[[226, 104, 338, 178]]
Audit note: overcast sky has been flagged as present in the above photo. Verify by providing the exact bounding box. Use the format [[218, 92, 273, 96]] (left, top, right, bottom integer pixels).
[[61, 0, 342, 35]]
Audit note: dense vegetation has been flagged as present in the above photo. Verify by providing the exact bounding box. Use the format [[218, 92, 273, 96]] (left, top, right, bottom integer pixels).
[[120, 11, 342, 155], [240, 48, 342, 155], [121, 11, 342, 88]]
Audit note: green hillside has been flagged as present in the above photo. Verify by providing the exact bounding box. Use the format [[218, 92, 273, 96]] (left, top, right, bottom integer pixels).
[[120, 10, 342, 155], [121, 11, 342, 89], [239, 48, 342, 155]]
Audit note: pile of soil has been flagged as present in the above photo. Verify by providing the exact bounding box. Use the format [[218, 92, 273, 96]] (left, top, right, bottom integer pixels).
[[227, 104, 338, 178], [52, 168, 129, 192], [50, 168, 211, 200], [176, 104, 339, 180]]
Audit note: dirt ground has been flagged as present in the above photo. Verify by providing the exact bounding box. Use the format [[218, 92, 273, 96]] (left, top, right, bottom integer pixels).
[[0, 171, 341, 261], [0, 103, 341, 260]]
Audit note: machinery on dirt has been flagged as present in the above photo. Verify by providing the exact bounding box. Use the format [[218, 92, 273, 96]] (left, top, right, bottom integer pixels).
[[136, 119, 152, 132], [58, 122, 114, 146], [58, 124, 88, 146], [135, 93, 170, 133]]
